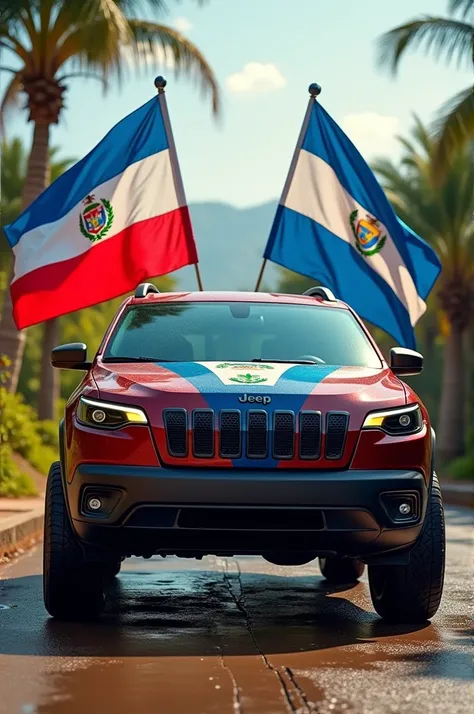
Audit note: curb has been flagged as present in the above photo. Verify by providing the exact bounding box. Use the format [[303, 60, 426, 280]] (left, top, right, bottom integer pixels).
[[0, 506, 44, 561]]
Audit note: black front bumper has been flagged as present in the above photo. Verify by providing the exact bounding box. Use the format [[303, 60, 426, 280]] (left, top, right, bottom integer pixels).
[[66, 465, 428, 561]]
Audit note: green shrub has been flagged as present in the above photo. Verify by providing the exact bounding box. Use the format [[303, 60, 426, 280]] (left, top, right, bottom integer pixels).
[[35, 419, 59, 450], [0, 445, 37, 497], [448, 455, 474, 482], [0, 357, 58, 478]]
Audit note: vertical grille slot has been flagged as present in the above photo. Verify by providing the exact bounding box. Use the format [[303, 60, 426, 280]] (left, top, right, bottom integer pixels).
[[326, 412, 349, 459], [247, 411, 268, 458], [163, 409, 187, 457], [299, 411, 321, 459], [273, 411, 295, 459], [192, 410, 214, 457], [219, 410, 242, 458]]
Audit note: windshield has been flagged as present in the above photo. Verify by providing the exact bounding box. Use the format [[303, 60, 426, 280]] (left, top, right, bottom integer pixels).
[[104, 302, 382, 368]]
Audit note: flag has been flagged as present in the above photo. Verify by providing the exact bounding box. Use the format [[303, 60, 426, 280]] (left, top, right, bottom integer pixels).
[[263, 92, 441, 348], [5, 92, 198, 329]]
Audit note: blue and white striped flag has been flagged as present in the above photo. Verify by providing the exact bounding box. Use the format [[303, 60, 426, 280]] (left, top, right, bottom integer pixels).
[[263, 90, 441, 348]]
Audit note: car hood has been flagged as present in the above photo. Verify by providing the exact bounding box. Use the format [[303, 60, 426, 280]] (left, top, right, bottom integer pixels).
[[92, 360, 407, 421]]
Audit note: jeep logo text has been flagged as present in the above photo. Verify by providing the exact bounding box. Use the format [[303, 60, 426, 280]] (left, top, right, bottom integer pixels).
[[238, 394, 271, 405]]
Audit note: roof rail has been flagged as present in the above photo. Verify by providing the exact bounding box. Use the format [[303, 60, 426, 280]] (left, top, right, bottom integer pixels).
[[135, 282, 160, 299], [303, 286, 337, 302]]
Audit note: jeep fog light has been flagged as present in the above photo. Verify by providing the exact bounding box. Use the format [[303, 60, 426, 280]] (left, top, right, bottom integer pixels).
[[81, 488, 123, 517], [380, 493, 419, 523]]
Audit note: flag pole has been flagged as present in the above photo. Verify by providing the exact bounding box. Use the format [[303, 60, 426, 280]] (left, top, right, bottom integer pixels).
[[254, 259, 267, 292], [155, 76, 204, 292], [254, 82, 322, 292]]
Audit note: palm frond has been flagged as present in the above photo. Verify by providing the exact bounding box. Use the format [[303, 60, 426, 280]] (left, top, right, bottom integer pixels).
[[49, 0, 131, 69], [377, 17, 474, 75], [0, 28, 31, 65], [0, 70, 23, 133], [432, 86, 474, 179], [57, 70, 109, 92], [411, 114, 435, 155], [448, 0, 473, 20], [1, 136, 26, 201], [127, 20, 220, 115]]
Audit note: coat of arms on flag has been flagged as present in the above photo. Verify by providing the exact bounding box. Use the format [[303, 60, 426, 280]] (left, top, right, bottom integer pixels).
[[79, 194, 114, 243], [349, 210, 386, 257]]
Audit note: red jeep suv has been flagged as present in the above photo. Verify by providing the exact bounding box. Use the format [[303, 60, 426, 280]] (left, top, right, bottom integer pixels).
[[44, 284, 445, 622]]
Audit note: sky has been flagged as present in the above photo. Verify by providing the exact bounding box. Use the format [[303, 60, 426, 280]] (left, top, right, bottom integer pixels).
[[2, 0, 472, 208]]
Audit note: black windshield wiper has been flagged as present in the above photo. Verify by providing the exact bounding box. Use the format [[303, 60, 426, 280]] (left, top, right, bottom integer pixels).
[[251, 358, 317, 365], [102, 357, 174, 363]]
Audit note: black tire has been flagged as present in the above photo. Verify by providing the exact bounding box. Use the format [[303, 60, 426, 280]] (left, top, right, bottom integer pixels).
[[368, 473, 445, 623], [319, 556, 365, 584], [43, 462, 107, 620]]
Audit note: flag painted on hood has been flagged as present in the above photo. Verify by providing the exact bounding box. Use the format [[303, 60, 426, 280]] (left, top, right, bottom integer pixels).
[[263, 95, 441, 348], [5, 94, 198, 329]]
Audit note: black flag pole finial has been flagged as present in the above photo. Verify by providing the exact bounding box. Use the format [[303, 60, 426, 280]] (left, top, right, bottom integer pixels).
[[308, 83, 322, 98], [154, 76, 167, 94]]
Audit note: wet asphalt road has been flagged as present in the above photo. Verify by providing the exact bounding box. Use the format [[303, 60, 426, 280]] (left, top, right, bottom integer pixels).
[[0, 506, 472, 714]]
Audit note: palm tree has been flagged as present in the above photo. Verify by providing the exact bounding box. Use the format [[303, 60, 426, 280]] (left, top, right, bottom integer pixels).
[[0, 0, 219, 419], [1, 137, 74, 301], [373, 117, 474, 463], [378, 0, 474, 176]]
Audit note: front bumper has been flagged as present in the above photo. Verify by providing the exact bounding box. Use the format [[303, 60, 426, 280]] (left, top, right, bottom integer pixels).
[[66, 465, 428, 561]]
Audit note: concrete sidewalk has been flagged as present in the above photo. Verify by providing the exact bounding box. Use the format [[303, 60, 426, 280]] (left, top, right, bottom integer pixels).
[[0, 497, 44, 561]]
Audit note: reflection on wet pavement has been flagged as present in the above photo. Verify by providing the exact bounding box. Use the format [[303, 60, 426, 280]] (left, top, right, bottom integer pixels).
[[0, 507, 472, 714]]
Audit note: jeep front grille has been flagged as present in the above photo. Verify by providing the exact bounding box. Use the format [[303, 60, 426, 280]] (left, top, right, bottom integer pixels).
[[325, 412, 349, 459], [163, 409, 187, 457], [163, 409, 350, 462], [247, 411, 268, 458], [192, 409, 214, 458], [299, 411, 321, 459], [219, 410, 241, 458]]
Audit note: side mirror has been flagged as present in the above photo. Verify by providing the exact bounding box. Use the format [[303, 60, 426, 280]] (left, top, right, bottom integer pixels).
[[51, 343, 92, 371], [389, 347, 423, 376]]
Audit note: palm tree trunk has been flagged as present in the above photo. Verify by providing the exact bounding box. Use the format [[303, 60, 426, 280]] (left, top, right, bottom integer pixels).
[[0, 122, 51, 393], [437, 324, 466, 464], [38, 318, 59, 420]]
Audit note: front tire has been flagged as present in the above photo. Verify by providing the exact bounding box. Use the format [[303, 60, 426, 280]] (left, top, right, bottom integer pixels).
[[43, 462, 107, 620], [319, 556, 365, 584], [368, 474, 445, 623]]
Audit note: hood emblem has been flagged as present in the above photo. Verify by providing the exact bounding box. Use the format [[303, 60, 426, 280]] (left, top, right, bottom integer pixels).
[[238, 394, 271, 405]]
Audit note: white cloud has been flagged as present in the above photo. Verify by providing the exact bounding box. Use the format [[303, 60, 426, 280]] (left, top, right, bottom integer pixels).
[[340, 113, 401, 159], [121, 42, 175, 70], [174, 17, 192, 33], [226, 62, 286, 94]]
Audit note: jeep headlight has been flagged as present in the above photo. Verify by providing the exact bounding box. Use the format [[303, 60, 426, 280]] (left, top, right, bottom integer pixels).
[[362, 404, 422, 436], [77, 397, 148, 429]]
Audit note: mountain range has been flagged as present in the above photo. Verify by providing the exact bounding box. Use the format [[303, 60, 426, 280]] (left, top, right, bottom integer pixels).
[[174, 200, 283, 291]]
